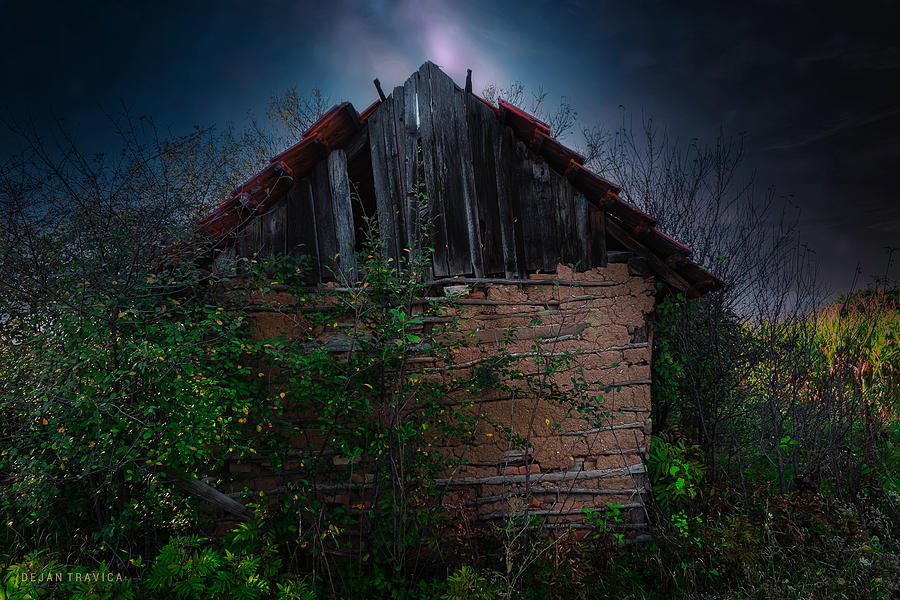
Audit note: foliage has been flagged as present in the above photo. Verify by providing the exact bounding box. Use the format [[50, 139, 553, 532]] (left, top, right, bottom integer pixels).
[[141, 526, 316, 600], [593, 484, 900, 600], [265, 87, 332, 144], [230, 218, 513, 591], [582, 502, 626, 544], [2, 75, 898, 600], [0, 117, 274, 565], [647, 432, 706, 510], [441, 566, 498, 600]]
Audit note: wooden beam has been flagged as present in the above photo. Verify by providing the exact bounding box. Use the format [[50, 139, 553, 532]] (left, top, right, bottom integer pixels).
[[665, 253, 690, 268], [465, 68, 472, 94], [426, 276, 616, 287], [437, 463, 646, 487], [172, 477, 253, 522], [607, 250, 633, 263], [606, 218, 697, 296], [373, 78, 386, 102], [633, 220, 652, 236], [341, 124, 370, 162]]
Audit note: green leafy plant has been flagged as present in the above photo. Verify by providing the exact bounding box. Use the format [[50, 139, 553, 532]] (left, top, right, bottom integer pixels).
[[441, 566, 498, 600], [647, 432, 706, 510], [582, 502, 626, 544]]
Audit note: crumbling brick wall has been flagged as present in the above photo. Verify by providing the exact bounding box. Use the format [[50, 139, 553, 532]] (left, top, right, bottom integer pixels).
[[220, 261, 656, 541], [430, 263, 655, 538]]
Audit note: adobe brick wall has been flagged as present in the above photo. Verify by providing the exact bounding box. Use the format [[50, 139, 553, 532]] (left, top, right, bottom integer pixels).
[[221, 262, 656, 541], [428, 263, 655, 537]]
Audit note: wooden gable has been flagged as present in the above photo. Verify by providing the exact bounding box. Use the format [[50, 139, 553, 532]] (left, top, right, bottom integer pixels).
[[199, 62, 722, 297]]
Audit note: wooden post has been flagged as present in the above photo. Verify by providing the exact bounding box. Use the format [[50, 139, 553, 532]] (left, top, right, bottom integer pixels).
[[373, 78, 386, 102], [328, 149, 357, 283]]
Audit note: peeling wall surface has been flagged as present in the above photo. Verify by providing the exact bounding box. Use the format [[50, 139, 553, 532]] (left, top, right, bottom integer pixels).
[[428, 263, 655, 532], [223, 262, 656, 539]]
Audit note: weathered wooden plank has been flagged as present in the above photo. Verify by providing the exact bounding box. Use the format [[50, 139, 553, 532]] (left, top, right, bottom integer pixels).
[[428, 63, 473, 275], [328, 149, 357, 283], [494, 126, 527, 278], [311, 159, 337, 278], [400, 73, 424, 261], [425, 277, 616, 287], [437, 463, 646, 486], [391, 86, 415, 264], [258, 202, 287, 257], [342, 124, 370, 162], [533, 160, 559, 270], [285, 177, 321, 282], [416, 63, 450, 276], [387, 86, 409, 260], [239, 216, 261, 259], [574, 191, 592, 271], [555, 169, 577, 266], [606, 218, 694, 294], [172, 477, 253, 522], [465, 94, 504, 275], [515, 140, 544, 271], [367, 98, 402, 263], [589, 203, 607, 268], [451, 84, 484, 277]]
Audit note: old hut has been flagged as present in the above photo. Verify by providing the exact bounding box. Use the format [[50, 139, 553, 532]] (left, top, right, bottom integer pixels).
[[198, 62, 721, 537]]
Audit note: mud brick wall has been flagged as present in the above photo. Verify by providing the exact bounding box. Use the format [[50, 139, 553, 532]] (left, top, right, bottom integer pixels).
[[220, 262, 656, 541], [430, 263, 655, 538]]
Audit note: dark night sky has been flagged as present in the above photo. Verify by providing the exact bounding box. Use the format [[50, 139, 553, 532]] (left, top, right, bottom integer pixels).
[[2, 0, 898, 293]]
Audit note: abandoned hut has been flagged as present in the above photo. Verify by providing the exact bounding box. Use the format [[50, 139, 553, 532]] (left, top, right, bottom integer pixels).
[[197, 62, 721, 537]]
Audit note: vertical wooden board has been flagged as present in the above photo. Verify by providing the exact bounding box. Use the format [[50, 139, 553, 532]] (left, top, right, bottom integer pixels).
[[311, 159, 338, 278], [533, 160, 559, 271], [255, 212, 271, 257], [235, 218, 248, 258], [390, 84, 411, 257], [591, 206, 608, 268], [452, 86, 484, 277], [427, 63, 473, 275], [258, 202, 287, 257], [401, 72, 425, 259], [574, 191, 592, 270], [515, 142, 544, 271], [328, 149, 357, 284], [494, 125, 526, 278], [285, 178, 321, 283], [239, 216, 261, 258], [235, 219, 246, 258], [416, 62, 450, 276], [466, 95, 504, 275], [383, 88, 407, 260], [555, 170, 577, 266], [367, 100, 402, 263]]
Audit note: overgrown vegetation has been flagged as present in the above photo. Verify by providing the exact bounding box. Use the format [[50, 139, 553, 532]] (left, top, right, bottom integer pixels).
[[584, 109, 899, 598], [1, 83, 897, 600]]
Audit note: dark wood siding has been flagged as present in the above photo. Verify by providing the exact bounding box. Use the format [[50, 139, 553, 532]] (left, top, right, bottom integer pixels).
[[233, 62, 604, 282]]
